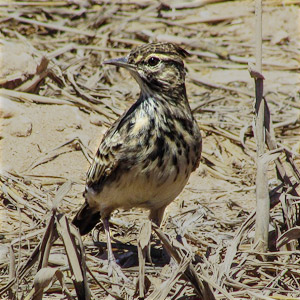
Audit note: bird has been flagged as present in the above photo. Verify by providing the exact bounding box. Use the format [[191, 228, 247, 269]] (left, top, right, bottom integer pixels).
[[72, 42, 202, 271]]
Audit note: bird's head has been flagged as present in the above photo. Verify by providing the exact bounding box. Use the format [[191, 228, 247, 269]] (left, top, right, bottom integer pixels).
[[103, 43, 189, 96]]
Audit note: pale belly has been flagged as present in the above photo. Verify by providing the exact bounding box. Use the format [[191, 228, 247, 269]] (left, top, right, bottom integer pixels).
[[85, 163, 191, 218]]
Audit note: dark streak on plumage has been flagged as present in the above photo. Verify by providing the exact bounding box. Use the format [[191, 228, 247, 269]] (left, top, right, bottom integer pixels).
[[178, 117, 194, 135], [168, 153, 180, 182], [165, 130, 175, 142], [112, 143, 122, 151], [126, 121, 134, 132], [149, 136, 165, 162]]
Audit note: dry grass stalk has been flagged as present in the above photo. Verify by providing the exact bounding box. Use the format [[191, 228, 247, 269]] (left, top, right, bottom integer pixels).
[[153, 225, 215, 299], [0, 182, 91, 299], [252, 0, 270, 253]]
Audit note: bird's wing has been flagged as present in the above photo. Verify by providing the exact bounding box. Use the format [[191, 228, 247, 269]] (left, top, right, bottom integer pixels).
[[86, 123, 124, 190], [86, 100, 142, 190]]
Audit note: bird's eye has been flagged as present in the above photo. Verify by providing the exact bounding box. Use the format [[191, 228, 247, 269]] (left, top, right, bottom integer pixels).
[[148, 57, 160, 67]]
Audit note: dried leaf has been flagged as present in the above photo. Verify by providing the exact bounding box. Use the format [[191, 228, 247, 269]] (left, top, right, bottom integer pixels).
[[277, 227, 300, 248], [33, 267, 61, 300]]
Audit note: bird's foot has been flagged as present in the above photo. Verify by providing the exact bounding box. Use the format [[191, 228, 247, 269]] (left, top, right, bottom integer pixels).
[[107, 255, 130, 283]]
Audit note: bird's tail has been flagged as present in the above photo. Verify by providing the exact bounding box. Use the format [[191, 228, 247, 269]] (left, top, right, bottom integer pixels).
[[72, 201, 101, 235]]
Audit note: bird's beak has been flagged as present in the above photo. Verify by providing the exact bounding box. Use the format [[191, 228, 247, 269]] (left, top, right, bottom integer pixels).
[[103, 56, 135, 71]]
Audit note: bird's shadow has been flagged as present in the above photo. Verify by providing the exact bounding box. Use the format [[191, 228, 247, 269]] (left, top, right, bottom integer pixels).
[[92, 240, 170, 268], [92, 236, 204, 269]]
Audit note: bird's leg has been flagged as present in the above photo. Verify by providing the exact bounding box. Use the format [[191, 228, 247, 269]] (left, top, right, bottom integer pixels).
[[103, 217, 128, 281], [103, 218, 114, 264], [146, 241, 152, 264], [149, 205, 166, 227], [138, 220, 152, 298], [148, 206, 167, 262]]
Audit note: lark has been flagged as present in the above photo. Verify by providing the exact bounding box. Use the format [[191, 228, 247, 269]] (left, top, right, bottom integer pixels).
[[73, 42, 202, 270]]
